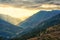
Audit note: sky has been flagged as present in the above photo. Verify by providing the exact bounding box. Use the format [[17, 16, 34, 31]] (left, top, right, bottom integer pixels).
[[0, 5, 38, 18], [0, 0, 60, 9], [0, 0, 60, 18]]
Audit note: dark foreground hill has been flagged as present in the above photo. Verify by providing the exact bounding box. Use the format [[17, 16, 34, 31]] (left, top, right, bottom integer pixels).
[[28, 24, 60, 40]]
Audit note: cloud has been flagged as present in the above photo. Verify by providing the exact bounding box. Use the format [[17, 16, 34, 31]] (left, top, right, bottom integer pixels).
[[0, 0, 60, 9]]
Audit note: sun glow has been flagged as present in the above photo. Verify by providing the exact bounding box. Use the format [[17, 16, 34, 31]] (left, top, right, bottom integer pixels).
[[0, 7, 38, 18], [0, 4, 59, 25], [0, 4, 38, 21], [0, 4, 59, 21]]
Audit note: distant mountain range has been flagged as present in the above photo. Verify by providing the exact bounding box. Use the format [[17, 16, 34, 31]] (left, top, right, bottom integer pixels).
[[0, 14, 21, 25]]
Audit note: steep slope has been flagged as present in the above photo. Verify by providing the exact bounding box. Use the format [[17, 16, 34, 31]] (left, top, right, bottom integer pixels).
[[18, 10, 60, 28]]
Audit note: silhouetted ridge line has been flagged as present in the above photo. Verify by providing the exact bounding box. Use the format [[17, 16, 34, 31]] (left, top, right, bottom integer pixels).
[[19, 10, 60, 28]]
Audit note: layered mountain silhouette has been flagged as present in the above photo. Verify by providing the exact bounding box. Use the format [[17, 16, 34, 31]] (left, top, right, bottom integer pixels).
[[0, 10, 60, 40], [0, 14, 21, 25]]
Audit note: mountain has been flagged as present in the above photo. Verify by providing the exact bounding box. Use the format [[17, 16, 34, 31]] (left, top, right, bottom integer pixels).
[[0, 10, 60, 40], [0, 14, 21, 25], [17, 10, 60, 39], [0, 19, 23, 40]]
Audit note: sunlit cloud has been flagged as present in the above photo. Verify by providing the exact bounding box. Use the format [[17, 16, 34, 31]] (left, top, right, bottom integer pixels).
[[0, 0, 60, 19], [0, 0, 60, 9]]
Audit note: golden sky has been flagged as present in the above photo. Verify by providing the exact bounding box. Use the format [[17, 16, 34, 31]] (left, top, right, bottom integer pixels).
[[0, 4, 60, 18], [0, 4, 60, 25], [0, 4, 39, 18], [0, 0, 60, 25]]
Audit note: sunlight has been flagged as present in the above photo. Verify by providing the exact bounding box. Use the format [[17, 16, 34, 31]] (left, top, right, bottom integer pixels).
[[0, 4, 38, 21]]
